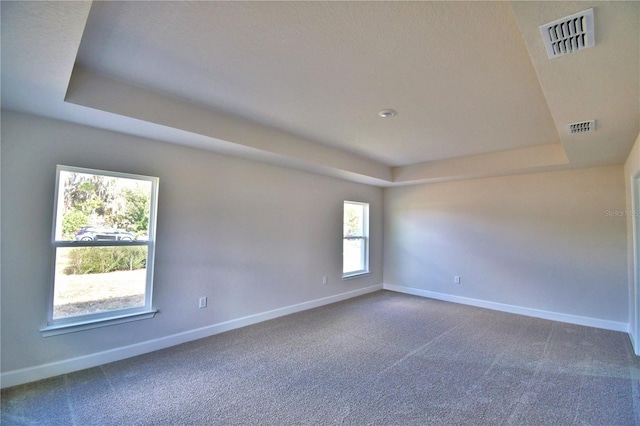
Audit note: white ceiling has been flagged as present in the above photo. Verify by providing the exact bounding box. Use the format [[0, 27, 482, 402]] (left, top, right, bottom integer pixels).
[[2, 1, 639, 186]]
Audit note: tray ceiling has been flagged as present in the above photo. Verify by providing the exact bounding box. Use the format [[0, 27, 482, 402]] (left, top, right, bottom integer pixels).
[[2, 1, 638, 186]]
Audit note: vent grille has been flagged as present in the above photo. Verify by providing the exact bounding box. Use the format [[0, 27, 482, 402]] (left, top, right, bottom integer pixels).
[[568, 120, 595, 134], [540, 8, 595, 59]]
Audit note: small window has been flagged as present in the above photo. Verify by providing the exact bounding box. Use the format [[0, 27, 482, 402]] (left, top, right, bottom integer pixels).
[[343, 201, 369, 278], [43, 166, 159, 335]]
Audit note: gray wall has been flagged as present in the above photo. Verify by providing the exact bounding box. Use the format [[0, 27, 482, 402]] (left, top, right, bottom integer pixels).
[[1, 109, 633, 380], [1, 111, 383, 374], [384, 166, 628, 323]]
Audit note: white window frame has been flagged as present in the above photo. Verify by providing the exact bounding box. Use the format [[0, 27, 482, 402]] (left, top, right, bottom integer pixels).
[[41, 165, 159, 336], [343, 201, 370, 279]]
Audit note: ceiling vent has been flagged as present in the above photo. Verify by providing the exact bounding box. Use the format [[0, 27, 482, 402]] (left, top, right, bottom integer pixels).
[[540, 8, 595, 59], [568, 120, 595, 134]]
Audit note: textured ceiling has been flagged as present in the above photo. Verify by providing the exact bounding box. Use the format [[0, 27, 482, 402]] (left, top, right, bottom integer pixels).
[[2, 1, 639, 186], [75, 1, 558, 166]]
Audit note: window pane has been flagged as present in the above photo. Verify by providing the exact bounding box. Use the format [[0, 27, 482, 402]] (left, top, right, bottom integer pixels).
[[343, 238, 365, 274], [344, 203, 364, 237], [52, 246, 148, 319], [343, 201, 369, 277], [55, 170, 153, 242]]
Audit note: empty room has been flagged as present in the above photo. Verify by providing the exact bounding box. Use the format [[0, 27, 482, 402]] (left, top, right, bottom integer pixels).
[[1, 1, 639, 424]]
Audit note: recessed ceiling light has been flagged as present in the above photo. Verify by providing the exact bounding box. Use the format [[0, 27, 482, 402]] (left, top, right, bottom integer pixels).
[[378, 109, 397, 118]]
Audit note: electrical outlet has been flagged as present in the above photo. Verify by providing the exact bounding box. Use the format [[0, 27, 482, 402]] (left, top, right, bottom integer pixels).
[[322, 276, 328, 285], [199, 296, 207, 309], [454, 276, 461, 284]]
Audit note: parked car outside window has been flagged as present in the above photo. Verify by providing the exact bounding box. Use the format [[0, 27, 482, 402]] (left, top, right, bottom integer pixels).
[[74, 226, 135, 241]]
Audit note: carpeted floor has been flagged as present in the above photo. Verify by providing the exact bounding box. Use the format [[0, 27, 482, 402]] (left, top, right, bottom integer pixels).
[[2, 291, 640, 425]]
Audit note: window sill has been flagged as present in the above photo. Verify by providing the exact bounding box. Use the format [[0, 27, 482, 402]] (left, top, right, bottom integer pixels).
[[40, 309, 157, 337], [342, 271, 371, 280]]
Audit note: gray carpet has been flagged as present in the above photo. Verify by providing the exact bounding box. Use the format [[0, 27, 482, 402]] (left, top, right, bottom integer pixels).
[[2, 291, 640, 425]]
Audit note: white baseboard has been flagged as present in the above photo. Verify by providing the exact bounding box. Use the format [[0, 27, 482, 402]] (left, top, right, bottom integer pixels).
[[383, 284, 629, 333], [1, 284, 383, 389]]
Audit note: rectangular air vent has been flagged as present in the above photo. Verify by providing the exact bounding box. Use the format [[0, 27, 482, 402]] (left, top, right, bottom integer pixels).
[[540, 8, 594, 59], [568, 120, 595, 134]]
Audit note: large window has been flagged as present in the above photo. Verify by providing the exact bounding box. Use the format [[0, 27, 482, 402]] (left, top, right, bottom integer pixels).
[[343, 201, 369, 278], [43, 166, 159, 335]]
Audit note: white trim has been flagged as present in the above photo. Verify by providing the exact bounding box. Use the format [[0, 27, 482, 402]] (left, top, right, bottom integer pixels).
[[342, 271, 371, 280], [343, 201, 370, 278], [383, 284, 629, 333], [41, 310, 157, 337], [1, 284, 382, 389], [631, 172, 640, 355], [49, 165, 159, 329]]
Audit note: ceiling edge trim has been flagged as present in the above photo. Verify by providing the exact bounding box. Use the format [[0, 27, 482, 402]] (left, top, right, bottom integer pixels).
[[65, 66, 394, 184], [392, 143, 570, 185]]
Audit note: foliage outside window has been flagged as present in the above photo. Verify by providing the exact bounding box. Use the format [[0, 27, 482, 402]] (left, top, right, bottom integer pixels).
[[343, 201, 369, 278], [44, 165, 158, 334]]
